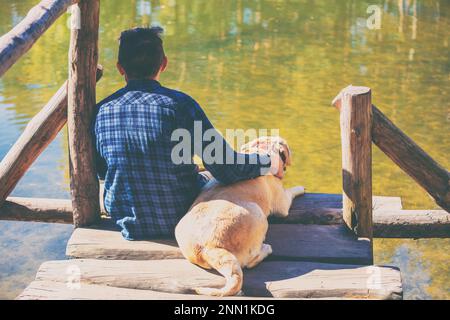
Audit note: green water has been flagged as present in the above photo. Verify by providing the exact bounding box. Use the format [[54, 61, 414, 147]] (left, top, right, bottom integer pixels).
[[0, 0, 449, 299]]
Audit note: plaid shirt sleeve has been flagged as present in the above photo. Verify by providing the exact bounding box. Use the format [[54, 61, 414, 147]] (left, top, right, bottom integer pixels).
[[176, 95, 272, 185]]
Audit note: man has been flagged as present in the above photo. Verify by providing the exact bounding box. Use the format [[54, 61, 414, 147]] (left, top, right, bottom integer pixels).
[[94, 27, 283, 240]]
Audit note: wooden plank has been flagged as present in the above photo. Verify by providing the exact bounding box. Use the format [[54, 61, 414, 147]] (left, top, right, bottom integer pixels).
[[0, 193, 400, 225], [372, 195, 403, 211], [374, 209, 450, 238], [67, 0, 101, 227], [17, 281, 274, 300], [335, 86, 373, 239], [267, 225, 372, 264], [16, 280, 359, 300], [0, 0, 78, 77], [333, 95, 449, 212], [16, 281, 207, 300], [0, 67, 103, 207], [66, 224, 372, 264], [270, 194, 402, 224], [29, 259, 402, 299], [66, 226, 183, 260]]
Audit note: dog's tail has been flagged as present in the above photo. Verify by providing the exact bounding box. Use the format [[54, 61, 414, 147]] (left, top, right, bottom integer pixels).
[[195, 248, 243, 297]]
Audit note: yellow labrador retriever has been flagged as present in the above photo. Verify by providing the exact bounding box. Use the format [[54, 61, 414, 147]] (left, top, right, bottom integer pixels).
[[175, 136, 305, 296]]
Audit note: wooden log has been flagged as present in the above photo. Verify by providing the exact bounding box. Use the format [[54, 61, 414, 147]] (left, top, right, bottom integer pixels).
[[373, 209, 450, 238], [371, 105, 450, 212], [29, 259, 402, 299], [67, 0, 101, 227], [0, 0, 78, 77], [0, 197, 73, 224], [336, 86, 373, 239], [333, 92, 450, 212], [0, 195, 108, 224], [0, 67, 103, 207], [66, 223, 373, 265]]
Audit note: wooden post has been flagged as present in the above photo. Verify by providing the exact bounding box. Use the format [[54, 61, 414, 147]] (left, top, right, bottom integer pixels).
[[0, 0, 78, 77], [333, 92, 450, 212], [67, 0, 100, 227], [0, 67, 103, 207], [334, 86, 373, 239]]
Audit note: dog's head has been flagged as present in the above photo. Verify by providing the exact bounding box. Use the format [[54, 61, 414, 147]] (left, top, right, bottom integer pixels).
[[240, 136, 292, 172]]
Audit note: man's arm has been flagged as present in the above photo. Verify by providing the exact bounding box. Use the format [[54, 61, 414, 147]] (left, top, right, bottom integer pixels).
[[91, 110, 107, 181], [94, 148, 107, 181], [176, 95, 276, 185]]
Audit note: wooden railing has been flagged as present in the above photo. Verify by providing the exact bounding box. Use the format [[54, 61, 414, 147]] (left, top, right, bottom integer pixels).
[[0, 0, 101, 227], [0, 1, 448, 239], [332, 85, 450, 238], [0, 0, 78, 77]]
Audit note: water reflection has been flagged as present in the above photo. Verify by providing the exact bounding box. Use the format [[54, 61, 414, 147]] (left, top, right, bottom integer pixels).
[[0, 0, 449, 299]]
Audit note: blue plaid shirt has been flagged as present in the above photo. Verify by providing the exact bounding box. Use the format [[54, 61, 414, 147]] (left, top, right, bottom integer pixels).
[[94, 79, 271, 240]]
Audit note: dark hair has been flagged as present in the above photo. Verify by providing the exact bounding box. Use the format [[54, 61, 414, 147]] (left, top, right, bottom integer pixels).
[[118, 27, 165, 79]]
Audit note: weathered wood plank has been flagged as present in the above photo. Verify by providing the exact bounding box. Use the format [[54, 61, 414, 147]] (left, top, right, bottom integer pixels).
[[0, 0, 78, 77], [0, 67, 103, 207], [17, 281, 277, 300], [374, 209, 450, 238], [66, 226, 183, 260], [270, 194, 402, 224], [29, 259, 402, 299], [67, 0, 101, 227], [267, 225, 372, 264], [67, 223, 372, 264]]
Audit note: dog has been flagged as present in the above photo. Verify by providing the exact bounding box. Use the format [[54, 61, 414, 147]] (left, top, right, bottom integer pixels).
[[175, 136, 305, 296]]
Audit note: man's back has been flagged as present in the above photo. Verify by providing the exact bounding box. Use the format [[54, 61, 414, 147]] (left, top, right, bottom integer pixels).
[[93, 27, 279, 240], [95, 79, 202, 240]]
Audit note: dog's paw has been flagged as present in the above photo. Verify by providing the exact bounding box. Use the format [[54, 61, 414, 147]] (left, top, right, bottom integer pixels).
[[195, 287, 224, 297], [290, 186, 306, 197], [262, 244, 273, 255]]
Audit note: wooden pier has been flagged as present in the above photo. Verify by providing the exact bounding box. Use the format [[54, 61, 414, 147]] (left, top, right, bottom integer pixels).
[[17, 194, 403, 300], [0, 0, 449, 300]]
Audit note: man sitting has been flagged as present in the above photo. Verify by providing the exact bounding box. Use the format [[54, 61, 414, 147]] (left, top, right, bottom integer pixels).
[[93, 27, 283, 240]]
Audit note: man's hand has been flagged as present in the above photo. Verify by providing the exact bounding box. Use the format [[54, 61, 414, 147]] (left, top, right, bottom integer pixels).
[[269, 152, 284, 179]]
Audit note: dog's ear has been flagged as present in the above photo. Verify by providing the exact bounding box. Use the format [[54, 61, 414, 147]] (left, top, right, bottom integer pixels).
[[241, 137, 292, 167], [277, 138, 292, 167]]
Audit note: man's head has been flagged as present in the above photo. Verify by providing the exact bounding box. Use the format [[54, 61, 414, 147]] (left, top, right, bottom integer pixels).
[[117, 27, 167, 81]]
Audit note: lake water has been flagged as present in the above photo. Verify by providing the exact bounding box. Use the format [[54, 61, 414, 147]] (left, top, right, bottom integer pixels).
[[0, 0, 449, 299]]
